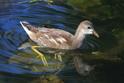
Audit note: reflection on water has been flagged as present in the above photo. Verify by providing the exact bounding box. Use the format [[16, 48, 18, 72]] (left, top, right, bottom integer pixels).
[[0, 0, 12, 14]]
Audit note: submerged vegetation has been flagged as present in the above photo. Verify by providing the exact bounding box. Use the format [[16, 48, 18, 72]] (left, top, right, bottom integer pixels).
[[67, 0, 124, 20]]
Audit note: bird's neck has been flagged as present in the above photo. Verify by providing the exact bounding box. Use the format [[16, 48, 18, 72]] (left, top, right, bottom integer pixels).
[[71, 25, 86, 49]]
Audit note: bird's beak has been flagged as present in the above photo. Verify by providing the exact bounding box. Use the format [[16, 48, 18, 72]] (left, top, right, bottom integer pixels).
[[93, 30, 99, 38]]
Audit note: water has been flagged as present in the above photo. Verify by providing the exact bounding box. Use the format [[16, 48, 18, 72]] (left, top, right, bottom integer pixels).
[[0, 0, 89, 82], [0, 0, 124, 83]]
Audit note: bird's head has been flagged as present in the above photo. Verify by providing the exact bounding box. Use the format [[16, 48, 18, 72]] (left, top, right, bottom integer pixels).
[[78, 20, 99, 38]]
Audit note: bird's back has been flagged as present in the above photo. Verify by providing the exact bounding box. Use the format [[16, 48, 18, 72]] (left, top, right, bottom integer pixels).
[[34, 28, 74, 49], [20, 21, 74, 49]]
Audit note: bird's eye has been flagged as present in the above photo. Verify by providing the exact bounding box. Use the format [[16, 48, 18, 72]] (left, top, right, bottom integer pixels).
[[88, 27, 91, 29]]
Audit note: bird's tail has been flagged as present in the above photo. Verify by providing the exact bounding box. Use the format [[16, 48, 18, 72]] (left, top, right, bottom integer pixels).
[[20, 21, 38, 33], [20, 21, 30, 28]]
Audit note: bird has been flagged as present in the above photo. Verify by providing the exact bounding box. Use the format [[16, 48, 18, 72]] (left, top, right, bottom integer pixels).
[[20, 20, 99, 66]]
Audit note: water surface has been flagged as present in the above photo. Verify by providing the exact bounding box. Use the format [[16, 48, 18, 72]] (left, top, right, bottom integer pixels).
[[1, 0, 123, 83]]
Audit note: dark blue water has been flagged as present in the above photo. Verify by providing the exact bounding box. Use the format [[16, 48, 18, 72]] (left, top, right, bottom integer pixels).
[[0, 0, 104, 83]]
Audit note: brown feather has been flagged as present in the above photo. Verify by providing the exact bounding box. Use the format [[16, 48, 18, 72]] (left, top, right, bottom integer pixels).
[[32, 28, 73, 49], [20, 20, 98, 49]]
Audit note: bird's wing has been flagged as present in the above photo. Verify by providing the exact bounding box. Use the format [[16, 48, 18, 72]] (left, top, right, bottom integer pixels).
[[35, 28, 73, 49]]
